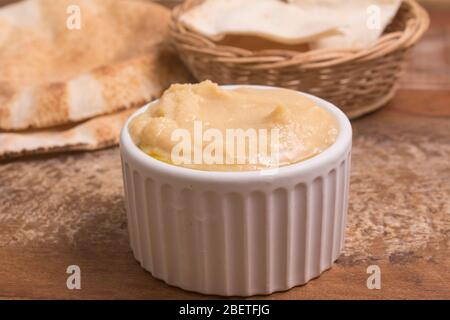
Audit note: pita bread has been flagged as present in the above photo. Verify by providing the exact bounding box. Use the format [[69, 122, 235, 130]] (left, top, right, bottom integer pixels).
[[0, 108, 136, 160], [179, 0, 340, 44], [0, 0, 191, 130], [288, 0, 402, 49], [217, 34, 311, 52]]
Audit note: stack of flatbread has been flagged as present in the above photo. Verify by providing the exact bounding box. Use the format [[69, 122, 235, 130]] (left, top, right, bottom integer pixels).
[[0, 0, 191, 159], [180, 0, 402, 51]]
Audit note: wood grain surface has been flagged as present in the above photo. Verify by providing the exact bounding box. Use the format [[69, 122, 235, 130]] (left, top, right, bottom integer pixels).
[[0, 0, 449, 300]]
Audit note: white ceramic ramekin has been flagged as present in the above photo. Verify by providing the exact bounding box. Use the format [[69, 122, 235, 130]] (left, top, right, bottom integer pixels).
[[120, 85, 352, 296]]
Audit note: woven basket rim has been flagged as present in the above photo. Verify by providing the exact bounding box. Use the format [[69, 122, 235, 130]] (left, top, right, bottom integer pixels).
[[170, 0, 430, 69]]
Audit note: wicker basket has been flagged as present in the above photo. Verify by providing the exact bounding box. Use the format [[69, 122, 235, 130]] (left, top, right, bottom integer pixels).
[[169, 0, 429, 119]]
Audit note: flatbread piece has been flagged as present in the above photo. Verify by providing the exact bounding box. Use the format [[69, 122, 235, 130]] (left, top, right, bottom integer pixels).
[[0, 0, 190, 130]]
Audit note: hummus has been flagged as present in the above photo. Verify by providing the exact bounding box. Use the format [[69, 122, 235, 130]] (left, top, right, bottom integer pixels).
[[129, 80, 338, 171]]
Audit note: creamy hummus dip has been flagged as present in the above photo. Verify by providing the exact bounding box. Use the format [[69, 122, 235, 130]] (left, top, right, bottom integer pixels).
[[129, 80, 338, 171]]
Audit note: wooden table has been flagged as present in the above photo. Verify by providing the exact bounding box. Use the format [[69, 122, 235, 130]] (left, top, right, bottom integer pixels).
[[0, 1, 449, 299]]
